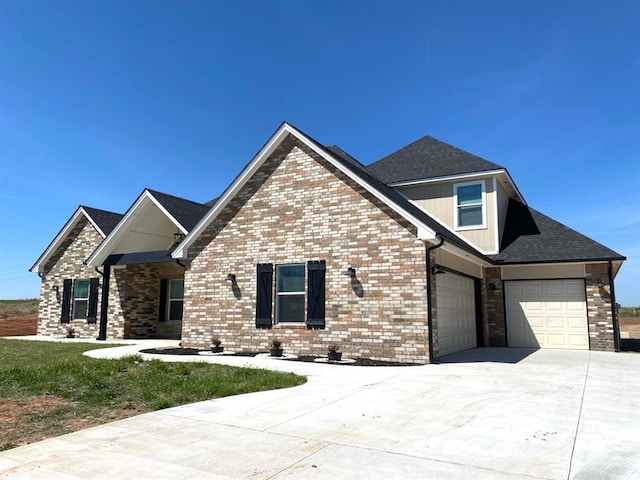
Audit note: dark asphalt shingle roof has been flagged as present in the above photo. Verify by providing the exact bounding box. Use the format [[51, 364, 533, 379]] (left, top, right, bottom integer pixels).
[[146, 189, 210, 231], [312, 139, 491, 260], [367, 135, 504, 184], [493, 199, 625, 263], [81, 207, 123, 236]]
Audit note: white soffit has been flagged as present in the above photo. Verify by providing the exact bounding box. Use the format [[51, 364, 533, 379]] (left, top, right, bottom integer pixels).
[[86, 190, 187, 267]]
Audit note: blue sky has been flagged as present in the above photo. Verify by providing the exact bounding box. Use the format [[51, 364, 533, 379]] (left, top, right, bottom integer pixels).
[[1, 0, 638, 305]]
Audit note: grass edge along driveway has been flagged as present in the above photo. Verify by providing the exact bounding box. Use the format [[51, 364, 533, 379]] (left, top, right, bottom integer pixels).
[[0, 339, 306, 451]]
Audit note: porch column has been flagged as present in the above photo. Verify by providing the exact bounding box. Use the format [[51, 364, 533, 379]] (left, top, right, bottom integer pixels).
[[97, 264, 110, 341]]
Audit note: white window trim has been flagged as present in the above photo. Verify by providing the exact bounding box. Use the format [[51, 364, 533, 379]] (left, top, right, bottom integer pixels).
[[167, 279, 184, 322], [275, 264, 306, 324], [453, 180, 487, 231], [73, 279, 90, 320]]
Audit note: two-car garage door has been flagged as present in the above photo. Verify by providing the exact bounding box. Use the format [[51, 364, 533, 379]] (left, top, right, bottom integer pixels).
[[505, 279, 589, 350]]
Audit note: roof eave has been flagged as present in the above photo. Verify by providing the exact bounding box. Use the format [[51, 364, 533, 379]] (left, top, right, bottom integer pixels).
[[492, 256, 627, 266]]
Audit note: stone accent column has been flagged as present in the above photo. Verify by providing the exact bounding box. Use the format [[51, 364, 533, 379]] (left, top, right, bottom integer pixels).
[[428, 249, 439, 362], [586, 263, 616, 351], [484, 267, 505, 346]]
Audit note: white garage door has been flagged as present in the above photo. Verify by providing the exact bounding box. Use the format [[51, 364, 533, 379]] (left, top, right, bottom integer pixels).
[[437, 273, 477, 356], [505, 280, 588, 350]]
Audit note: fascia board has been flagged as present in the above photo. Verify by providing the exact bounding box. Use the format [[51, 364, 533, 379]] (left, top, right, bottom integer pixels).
[[389, 169, 527, 205], [173, 123, 437, 258], [387, 170, 506, 187], [441, 242, 494, 268], [30, 207, 89, 273]]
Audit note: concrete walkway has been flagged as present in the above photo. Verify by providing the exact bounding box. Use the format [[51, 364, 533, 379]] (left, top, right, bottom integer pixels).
[[1, 341, 640, 479]]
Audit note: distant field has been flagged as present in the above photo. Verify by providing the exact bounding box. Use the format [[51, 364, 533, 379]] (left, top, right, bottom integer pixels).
[[0, 299, 38, 336], [0, 299, 39, 317], [619, 306, 640, 321]]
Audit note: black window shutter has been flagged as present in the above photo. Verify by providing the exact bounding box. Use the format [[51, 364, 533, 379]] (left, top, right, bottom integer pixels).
[[87, 277, 99, 324], [307, 260, 326, 329], [158, 279, 168, 322], [255, 263, 273, 328], [60, 278, 72, 324]]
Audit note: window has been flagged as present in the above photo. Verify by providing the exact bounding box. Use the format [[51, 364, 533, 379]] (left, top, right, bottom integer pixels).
[[276, 264, 305, 323], [168, 279, 184, 321], [454, 181, 486, 229], [255, 261, 325, 329], [73, 279, 90, 319]]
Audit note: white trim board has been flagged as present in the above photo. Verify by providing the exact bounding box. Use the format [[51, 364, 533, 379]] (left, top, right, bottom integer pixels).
[[173, 122, 444, 259]]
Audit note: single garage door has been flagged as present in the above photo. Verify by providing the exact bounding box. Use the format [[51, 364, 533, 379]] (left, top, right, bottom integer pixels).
[[437, 273, 477, 356], [505, 280, 588, 350]]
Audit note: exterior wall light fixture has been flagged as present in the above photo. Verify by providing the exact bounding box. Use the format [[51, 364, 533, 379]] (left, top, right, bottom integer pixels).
[[345, 267, 356, 277], [226, 273, 236, 282]]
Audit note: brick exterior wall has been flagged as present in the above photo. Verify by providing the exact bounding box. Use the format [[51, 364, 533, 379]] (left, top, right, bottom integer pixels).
[[182, 135, 431, 363], [36, 215, 184, 340], [37, 217, 106, 338], [585, 263, 616, 351], [484, 267, 506, 346]]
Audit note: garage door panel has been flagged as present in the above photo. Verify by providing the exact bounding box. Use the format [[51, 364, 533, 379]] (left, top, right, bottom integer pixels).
[[525, 283, 544, 295], [547, 316, 565, 328], [506, 280, 588, 350], [436, 273, 477, 356]]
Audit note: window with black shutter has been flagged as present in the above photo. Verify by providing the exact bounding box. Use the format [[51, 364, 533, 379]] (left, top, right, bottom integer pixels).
[[306, 260, 326, 329], [60, 278, 72, 324], [255, 263, 273, 328], [87, 277, 99, 323]]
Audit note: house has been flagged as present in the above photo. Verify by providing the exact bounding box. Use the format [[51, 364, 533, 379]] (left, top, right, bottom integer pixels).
[[30, 190, 210, 340], [31, 122, 625, 363]]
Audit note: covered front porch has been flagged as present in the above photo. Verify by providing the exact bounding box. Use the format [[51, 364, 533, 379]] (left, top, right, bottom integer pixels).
[[100, 251, 186, 340]]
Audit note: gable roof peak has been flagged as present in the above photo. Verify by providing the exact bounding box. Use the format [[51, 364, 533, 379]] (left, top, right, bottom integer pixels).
[[367, 134, 505, 185]]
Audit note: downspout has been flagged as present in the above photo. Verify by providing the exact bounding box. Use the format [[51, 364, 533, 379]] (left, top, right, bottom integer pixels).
[[175, 259, 187, 270], [608, 261, 620, 352], [426, 236, 445, 364]]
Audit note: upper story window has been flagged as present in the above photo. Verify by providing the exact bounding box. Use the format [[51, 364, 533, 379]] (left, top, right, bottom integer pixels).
[[454, 181, 486, 230]]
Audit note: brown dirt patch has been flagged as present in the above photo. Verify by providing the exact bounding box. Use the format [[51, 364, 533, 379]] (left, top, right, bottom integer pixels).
[[0, 396, 144, 450]]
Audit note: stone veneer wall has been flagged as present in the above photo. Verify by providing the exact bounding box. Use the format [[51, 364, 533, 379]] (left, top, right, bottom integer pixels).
[[483, 267, 505, 346], [182, 135, 431, 363], [585, 263, 616, 351], [37, 217, 106, 338]]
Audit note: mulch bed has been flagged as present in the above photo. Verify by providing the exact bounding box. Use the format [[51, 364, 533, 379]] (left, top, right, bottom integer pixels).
[[139, 348, 417, 366]]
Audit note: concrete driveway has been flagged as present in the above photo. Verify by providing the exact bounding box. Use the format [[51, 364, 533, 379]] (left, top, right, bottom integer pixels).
[[1, 345, 639, 479]]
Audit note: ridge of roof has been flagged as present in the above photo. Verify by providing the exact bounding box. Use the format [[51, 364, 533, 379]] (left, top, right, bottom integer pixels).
[[492, 198, 626, 264], [367, 135, 504, 184]]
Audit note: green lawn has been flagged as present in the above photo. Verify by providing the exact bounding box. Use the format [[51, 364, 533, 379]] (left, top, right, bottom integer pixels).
[[0, 339, 306, 450]]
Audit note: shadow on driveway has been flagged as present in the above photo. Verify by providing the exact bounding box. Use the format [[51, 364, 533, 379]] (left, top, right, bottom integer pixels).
[[439, 347, 539, 364]]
